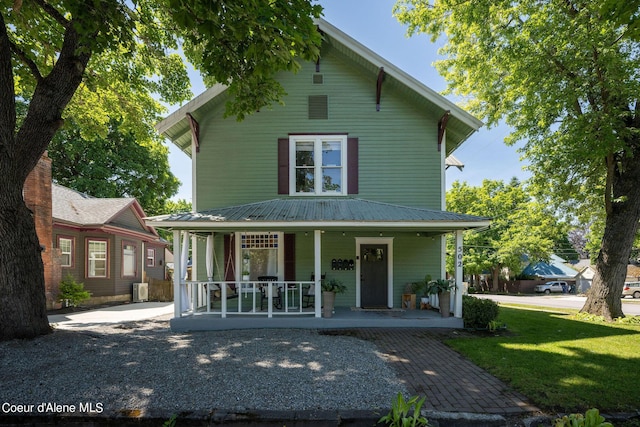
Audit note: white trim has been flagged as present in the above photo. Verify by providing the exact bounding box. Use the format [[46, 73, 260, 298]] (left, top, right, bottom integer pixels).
[[155, 83, 227, 135], [145, 219, 491, 230], [454, 230, 464, 318], [355, 237, 394, 308], [289, 135, 348, 196], [172, 230, 181, 318], [192, 131, 198, 211], [441, 129, 447, 211], [235, 231, 284, 281], [314, 230, 322, 318], [314, 19, 483, 131]]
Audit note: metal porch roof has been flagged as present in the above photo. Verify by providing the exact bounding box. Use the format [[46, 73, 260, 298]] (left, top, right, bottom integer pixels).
[[145, 198, 490, 232]]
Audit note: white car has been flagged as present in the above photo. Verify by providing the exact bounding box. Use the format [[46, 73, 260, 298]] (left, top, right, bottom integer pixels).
[[534, 281, 567, 294], [622, 282, 640, 299]]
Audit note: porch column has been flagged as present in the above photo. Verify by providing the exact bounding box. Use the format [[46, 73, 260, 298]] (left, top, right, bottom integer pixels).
[[454, 230, 463, 318], [180, 231, 190, 312], [314, 230, 322, 318], [172, 230, 181, 318]]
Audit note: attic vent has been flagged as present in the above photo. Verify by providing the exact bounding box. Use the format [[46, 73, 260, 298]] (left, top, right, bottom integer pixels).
[[312, 73, 324, 84], [308, 95, 328, 120]]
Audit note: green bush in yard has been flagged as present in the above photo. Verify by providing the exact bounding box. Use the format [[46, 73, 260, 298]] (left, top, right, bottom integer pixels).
[[462, 295, 499, 329], [58, 275, 91, 307]]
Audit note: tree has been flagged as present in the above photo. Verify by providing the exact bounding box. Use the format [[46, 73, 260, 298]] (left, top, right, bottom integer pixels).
[[446, 179, 567, 290], [1, 0, 322, 340], [49, 118, 180, 216], [395, 0, 640, 320]]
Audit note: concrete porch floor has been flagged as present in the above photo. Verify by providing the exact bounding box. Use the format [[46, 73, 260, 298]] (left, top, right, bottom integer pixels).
[[170, 306, 463, 331]]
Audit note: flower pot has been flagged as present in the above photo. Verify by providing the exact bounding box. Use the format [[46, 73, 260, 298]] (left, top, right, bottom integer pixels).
[[438, 291, 451, 318], [322, 291, 335, 318]]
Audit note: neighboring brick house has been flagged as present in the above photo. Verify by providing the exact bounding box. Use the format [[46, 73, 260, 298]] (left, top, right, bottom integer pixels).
[[24, 154, 167, 308]]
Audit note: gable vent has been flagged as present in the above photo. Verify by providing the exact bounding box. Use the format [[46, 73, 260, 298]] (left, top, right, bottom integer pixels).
[[308, 95, 328, 120], [312, 73, 324, 85]]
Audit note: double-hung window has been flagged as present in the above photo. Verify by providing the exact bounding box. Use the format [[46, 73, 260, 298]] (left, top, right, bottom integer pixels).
[[87, 240, 108, 278], [58, 237, 73, 267], [146, 248, 156, 267], [290, 135, 347, 195]]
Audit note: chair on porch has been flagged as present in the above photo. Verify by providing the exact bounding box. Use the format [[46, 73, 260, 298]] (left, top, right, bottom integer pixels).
[[303, 273, 325, 308], [258, 276, 281, 310], [209, 283, 239, 304]]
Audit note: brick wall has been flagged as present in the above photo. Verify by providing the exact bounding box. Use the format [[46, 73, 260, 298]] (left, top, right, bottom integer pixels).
[[24, 153, 62, 309]]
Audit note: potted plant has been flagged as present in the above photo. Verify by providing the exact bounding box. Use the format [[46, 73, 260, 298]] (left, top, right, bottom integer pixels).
[[321, 278, 346, 318], [242, 252, 250, 280], [426, 278, 454, 317], [412, 274, 432, 309], [402, 281, 424, 310]]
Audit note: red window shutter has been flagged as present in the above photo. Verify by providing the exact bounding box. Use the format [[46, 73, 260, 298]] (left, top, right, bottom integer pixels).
[[278, 138, 289, 194], [284, 233, 295, 281], [223, 234, 236, 281], [347, 137, 359, 194]]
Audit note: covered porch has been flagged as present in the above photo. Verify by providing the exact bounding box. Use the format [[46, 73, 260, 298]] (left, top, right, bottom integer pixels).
[[145, 198, 490, 330]]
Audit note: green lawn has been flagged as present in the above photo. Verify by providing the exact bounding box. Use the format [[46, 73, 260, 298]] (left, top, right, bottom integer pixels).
[[446, 305, 640, 413]]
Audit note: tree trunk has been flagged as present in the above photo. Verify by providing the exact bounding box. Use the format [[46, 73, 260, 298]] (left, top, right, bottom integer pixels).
[[0, 15, 90, 340], [581, 143, 640, 320], [0, 185, 51, 339], [491, 267, 500, 291]]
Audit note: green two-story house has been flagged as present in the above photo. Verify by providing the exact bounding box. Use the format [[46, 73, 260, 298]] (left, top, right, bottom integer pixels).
[[146, 19, 489, 329]]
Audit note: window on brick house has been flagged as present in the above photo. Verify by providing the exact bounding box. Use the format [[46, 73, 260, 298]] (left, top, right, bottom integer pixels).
[[58, 237, 73, 267], [87, 240, 108, 278]]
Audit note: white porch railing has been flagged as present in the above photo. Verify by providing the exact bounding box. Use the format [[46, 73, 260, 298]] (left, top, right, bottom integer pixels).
[[180, 281, 317, 318]]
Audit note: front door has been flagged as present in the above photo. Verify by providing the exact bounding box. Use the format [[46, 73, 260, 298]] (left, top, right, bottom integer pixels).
[[360, 244, 388, 308]]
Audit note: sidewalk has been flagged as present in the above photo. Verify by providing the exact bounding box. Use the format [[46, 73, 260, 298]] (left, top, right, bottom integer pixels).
[[48, 302, 174, 328]]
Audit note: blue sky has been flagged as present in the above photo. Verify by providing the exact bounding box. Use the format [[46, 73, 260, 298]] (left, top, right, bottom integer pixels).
[[166, 0, 529, 202]]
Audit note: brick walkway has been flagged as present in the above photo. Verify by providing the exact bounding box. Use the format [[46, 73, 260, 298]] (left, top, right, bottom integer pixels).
[[346, 329, 540, 415]]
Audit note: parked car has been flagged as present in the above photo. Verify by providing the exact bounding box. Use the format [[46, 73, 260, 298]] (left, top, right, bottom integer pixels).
[[622, 282, 640, 299], [535, 281, 567, 294]]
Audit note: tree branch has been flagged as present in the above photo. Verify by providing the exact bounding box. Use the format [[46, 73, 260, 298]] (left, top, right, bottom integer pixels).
[[0, 12, 16, 150], [32, 0, 69, 28], [8, 39, 43, 82]]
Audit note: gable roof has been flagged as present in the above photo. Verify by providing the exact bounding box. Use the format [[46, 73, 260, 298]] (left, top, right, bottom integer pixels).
[[52, 184, 159, 239], [145, 198, 490, 232], [157, 18, 482, 157], [522, 254, 578, 279]]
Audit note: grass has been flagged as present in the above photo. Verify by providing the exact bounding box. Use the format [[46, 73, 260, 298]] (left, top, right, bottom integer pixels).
[[446, 304, 640, 413]]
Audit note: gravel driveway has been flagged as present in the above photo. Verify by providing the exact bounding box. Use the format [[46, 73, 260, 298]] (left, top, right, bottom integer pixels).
[[0, 314, 406, 420]]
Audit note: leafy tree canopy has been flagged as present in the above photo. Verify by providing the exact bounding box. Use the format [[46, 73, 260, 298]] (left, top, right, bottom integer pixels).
[[446, 179, 568, 287], [49, 118, 180, 216], [1, 0, 322, 340], [395, 0, 640, 319]]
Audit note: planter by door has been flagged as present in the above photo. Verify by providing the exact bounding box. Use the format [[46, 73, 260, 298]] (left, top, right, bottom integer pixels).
[[322, 291, 335, 318], [438, 291, 451, 318]]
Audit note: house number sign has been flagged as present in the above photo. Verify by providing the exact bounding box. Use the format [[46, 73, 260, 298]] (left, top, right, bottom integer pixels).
[[456, 245, 463, 268]]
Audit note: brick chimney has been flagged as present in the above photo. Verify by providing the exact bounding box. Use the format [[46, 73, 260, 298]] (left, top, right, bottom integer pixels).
[[24, 152, 62, 309]]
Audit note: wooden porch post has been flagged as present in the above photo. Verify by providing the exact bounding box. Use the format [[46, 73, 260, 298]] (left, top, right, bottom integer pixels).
[[314, 230, 322, 318], [454, 230, 463, 318], [173, 230, 181, 318]]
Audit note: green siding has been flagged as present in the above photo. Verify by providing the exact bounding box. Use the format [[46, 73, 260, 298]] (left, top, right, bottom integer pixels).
[[193, 231, 442, 308], [194, 45, 442, 211], [187, 44, 451, 309]]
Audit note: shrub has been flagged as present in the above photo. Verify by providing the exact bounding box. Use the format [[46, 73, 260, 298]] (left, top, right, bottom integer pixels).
[[554, 408, 612, 427], [378, 393, 429, 427], [59, 275, 91, 307], [462, 295, 499, 329]]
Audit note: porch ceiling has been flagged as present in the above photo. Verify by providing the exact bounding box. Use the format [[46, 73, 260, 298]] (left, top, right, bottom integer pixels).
[[145, 198, 490, 233]]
